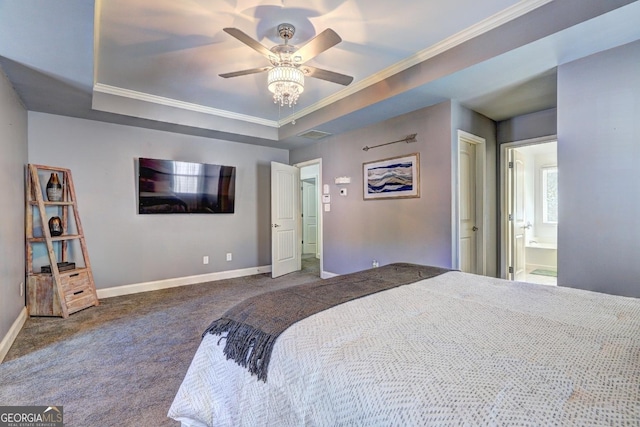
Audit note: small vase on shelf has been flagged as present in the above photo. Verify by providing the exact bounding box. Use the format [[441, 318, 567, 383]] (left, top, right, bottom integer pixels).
[[46, 172, 63, 202], [48, 216, 63, 236]]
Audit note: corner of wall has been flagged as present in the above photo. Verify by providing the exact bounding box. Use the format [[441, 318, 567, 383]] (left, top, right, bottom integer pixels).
[[0, 308, 27, 363]]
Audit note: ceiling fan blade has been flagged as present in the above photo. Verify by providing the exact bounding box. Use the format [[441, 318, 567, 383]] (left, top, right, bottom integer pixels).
[[293, 29, 342, 63], [219, 67, 270, 78], [223, 28, 273, 59], [302, 66, 353, 86]]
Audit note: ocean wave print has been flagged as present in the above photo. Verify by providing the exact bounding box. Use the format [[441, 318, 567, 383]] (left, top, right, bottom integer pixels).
[[367, 162, 414, 194]]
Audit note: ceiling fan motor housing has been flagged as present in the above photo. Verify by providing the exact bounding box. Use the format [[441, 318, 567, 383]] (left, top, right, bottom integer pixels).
[[277, 23, 295, 41], [270, 24, 300, 66]]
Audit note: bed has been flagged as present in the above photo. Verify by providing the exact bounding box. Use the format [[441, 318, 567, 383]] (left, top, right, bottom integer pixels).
[[168, 264, 640, 426]]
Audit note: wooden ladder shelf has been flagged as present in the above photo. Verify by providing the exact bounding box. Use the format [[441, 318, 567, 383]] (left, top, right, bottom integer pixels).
[[25, 164, 99, 318]]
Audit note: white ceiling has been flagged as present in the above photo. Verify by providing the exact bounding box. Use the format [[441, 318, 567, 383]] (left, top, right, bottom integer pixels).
[[1, 0, 640, 150]]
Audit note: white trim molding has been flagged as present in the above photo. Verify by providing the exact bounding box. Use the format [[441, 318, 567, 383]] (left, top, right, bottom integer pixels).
[[321, 271, 339, 279], [93, 83, 279, 128], [283, 0, 554, 126], [0, 307, 28, 363], [97, 265, 271, 299], [294, 158, 325, 278], [94, 0, 552, 130], [499, 134, 558, 279]]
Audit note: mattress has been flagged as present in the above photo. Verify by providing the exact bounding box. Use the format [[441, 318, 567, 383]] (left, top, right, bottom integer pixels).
[[168, 271, 640, 426]]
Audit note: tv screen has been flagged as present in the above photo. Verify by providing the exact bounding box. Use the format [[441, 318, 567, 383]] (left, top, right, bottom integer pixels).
[[138, 157, 236, 214]]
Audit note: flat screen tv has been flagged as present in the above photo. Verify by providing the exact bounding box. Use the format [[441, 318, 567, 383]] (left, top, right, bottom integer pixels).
[[138, 157, 236, 214]]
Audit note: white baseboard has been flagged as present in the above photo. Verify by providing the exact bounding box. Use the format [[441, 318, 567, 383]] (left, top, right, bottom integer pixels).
[[0, 307, 27, 363], [97, 265, 272, 299], [321, 271, 339, 279]]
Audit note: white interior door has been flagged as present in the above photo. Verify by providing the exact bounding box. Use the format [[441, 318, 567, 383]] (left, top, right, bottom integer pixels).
[[302, 179, 317, 255], [509, 149, 527, 281], [271, 161, 301, 278], [459, 140, 477, 273]]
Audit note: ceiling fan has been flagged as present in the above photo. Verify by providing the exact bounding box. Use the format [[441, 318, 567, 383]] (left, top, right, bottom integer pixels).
[[219, 23, 354, 106]]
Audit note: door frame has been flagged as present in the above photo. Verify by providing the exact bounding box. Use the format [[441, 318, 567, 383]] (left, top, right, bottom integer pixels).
[[301, 178, 318, 256], [499, 135, 557, 279], [294, 158, 324, 277], [452, 130, 486, 274]]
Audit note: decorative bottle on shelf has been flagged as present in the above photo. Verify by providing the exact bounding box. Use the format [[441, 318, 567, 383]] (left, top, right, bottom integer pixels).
[[46, 172, 63, 201], [48, 216, 63, 236]]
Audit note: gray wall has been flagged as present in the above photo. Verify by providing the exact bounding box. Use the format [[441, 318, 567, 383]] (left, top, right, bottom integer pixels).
[[497, 108, 557, 144], [557, 40, 640, 298], [27, 112, 288, 289], [0, 68, 28, 342], [291, 101, 456, 274], [291, 100, 499, 276]]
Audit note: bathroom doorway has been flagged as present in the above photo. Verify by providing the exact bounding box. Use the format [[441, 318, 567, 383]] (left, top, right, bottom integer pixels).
[[501, 137, 558, 285]]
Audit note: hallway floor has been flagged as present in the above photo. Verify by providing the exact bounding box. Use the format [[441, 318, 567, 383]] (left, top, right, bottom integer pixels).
[[524, 268, 557, 286], [301, 254, 320, 276]]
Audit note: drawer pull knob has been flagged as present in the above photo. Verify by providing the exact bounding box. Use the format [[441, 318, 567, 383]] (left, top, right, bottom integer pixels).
[[70, 273, 80, 277], [73, 290, 84, 295]]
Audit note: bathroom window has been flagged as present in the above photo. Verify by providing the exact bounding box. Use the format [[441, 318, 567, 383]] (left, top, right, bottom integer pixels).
[[542, 166, 558, 224]]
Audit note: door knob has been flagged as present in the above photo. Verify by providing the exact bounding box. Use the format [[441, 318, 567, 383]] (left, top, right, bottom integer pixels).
[[273, 224, 281, 228], [472, 226, 478, 231]]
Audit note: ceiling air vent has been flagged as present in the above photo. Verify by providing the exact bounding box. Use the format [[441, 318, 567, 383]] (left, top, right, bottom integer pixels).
[[298, 129, 332, 140]]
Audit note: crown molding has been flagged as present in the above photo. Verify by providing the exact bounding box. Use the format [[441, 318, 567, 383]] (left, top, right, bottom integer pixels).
[[95, 0, 552, 130], [93, 83, 279, 128], [280, 0, 554, 126]]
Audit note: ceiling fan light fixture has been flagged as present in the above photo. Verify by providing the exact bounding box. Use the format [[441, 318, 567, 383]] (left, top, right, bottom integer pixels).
[[268, 65, 304, 107]]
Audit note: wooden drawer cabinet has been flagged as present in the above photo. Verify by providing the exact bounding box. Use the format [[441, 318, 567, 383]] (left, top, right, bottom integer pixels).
[[60, 271, 96, 314]]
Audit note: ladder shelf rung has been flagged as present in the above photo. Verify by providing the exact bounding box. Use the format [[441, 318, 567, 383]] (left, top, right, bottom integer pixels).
[[28, 267, 88, 277], [27, 234, 82, 243], [29, 200, 74, 206]]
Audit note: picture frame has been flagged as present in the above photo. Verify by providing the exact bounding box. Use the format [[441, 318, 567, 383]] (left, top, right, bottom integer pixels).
[[363, 153, 420, 200]]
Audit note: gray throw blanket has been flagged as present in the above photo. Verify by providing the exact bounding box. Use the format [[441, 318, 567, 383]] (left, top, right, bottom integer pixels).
[[203, 263, 450, 381]]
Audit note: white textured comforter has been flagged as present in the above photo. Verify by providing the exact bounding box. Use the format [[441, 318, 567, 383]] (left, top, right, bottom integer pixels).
[[168, 271, 640, 426]]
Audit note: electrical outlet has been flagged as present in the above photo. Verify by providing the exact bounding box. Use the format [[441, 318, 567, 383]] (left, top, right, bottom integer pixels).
[[19, 281, 24, 297], [203, 256, 209, 265], [226, 253, 232, 261]]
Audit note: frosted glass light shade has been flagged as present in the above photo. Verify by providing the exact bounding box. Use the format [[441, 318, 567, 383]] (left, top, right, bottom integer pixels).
[[267, 66, 304, 107]]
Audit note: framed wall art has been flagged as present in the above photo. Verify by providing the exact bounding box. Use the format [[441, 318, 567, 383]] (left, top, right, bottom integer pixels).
[[363, 153, 420, 200]]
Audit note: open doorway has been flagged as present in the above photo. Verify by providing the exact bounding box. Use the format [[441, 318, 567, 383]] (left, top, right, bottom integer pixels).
[[501, 137, 558, 285], [297, 160, 322, 277]]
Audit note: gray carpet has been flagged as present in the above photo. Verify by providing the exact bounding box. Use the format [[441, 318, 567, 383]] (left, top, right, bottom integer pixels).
[[0, 259, 320, 426]]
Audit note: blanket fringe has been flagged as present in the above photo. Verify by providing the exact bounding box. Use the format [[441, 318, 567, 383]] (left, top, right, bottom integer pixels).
[[204, 319, 276, 382]]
